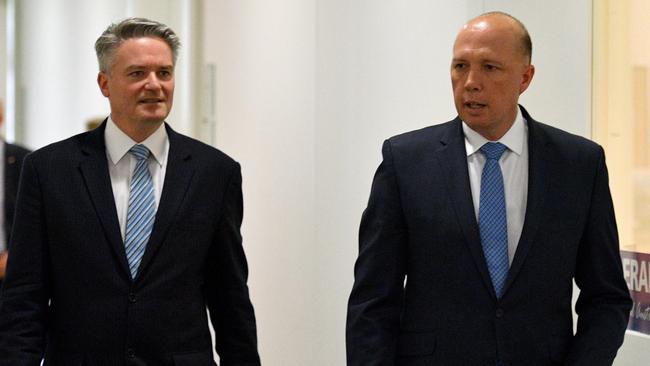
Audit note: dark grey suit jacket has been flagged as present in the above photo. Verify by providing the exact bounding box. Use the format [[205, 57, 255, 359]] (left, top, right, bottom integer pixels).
[[347, 106, 632, 365], [0, 122, 260, 366]]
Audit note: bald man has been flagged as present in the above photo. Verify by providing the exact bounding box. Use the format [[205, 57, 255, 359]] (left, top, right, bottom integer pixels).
[[347, 12, 631, 365], [0, 100, 30, 286]]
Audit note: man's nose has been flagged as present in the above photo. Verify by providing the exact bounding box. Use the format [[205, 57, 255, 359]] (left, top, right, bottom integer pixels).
[[144, 72, 161, 90], [464, 68, 482, 91]]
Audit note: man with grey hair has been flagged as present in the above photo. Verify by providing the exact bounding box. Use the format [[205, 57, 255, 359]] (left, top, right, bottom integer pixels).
[[347, 12, 631, 365], [0, 17, 260, 366]]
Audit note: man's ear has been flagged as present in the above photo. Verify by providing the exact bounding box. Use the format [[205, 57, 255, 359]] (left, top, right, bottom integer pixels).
[[98, 72, 110, 97], [519, 64, 535, 94]]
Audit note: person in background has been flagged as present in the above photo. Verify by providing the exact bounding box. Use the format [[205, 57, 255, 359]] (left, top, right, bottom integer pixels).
[[0, 99, 30, 288], [0, 18, 260, 365], [347, 11, 632, 365]]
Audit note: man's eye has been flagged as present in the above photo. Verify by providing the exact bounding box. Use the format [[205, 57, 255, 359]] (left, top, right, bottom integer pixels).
[[485, 64, 497, 70], [129, 71, 144, 77], [454, 63, 466, 70]]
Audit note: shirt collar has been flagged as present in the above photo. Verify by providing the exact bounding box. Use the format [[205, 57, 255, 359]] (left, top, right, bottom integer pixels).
[[104, 116, 168, 167], [462, 107, 526, 157]]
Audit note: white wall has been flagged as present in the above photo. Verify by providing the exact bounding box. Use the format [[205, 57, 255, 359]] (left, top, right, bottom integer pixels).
[[202, 1, 317, 364], [15, 0, 124, 148]]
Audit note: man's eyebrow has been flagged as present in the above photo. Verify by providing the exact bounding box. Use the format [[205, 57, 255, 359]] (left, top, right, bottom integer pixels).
[[124, 64, 174, 71], [451, 57, 504, 65], [124, 65, 145, 72], [481, 58, 504, 65]]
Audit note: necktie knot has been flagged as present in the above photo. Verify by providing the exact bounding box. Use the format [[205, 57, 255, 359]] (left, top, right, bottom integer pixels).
[[480, 142, 507, 161], [130, 144, 151, 161]]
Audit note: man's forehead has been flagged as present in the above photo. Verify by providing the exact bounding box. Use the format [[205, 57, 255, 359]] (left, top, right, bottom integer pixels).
[[113, 38, 173, 61], [452, 47, 503, 61], [118, 36, 167, 48], [463, 18, 490, 32], [454, 23, 520, 54], [456, 15, 520, 39]]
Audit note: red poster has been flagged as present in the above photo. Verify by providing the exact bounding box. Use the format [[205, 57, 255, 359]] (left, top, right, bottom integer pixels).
[[621, 250, 650, 334]]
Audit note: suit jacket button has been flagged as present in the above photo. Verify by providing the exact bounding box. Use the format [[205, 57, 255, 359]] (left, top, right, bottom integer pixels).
[[495, 308, 504, 318], [127, 348, 135, 358], [129, 293, 136, 303]]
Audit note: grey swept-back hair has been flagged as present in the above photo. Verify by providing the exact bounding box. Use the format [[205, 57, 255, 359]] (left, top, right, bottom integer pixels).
[[94, 17, 181, 74]]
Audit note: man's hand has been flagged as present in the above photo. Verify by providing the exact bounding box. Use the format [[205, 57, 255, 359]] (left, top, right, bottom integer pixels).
[[0, 250, 8, 279]]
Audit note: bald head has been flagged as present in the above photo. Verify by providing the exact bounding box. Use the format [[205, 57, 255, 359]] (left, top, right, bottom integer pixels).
[[450, 11, 535, 140], [459, 12, 532, 63]]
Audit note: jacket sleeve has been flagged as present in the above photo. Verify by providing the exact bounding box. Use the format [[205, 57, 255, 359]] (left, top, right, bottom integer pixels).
[[346, 140, 408, 366], [205, 162, 260, 366], [0, 154, 49, 366], [566, 146, 633, 365]]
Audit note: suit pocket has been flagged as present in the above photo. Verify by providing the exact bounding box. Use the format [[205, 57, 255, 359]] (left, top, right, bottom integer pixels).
[[397, 331, 436, 357], [172, 350, 217, 366]]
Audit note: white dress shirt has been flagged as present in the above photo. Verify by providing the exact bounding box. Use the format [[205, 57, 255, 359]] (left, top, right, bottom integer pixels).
[[463, 108, 529, 265], [104, 117, 169, 240]]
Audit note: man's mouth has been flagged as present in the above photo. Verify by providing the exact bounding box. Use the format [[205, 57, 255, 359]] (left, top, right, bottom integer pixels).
[[465, 101, 486, 109], [139, 98, 164, 104]]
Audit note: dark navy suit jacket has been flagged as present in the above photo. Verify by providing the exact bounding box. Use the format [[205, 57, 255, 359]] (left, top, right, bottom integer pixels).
[[0, 122, 260, 366], [347, 107, 632, 365]]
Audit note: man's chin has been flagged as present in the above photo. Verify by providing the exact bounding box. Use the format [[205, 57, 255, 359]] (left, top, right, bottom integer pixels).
[[141, 118, 167, 125], [460, 115, 488, 128], [137, 111, 169, 124]]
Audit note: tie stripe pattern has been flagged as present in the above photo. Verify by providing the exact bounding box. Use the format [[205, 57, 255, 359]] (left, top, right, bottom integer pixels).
[[478, 142, 509, 298], [124, 144, 156, 278]]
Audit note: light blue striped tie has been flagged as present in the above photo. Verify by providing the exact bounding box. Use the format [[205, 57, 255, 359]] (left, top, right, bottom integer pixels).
[[125, 144, 156, 279], [479, 142, 509, 299]]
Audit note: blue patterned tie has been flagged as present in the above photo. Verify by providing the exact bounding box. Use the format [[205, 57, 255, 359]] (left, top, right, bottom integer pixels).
[[479, 142, 509, 298], [124, 144, 156, 278]]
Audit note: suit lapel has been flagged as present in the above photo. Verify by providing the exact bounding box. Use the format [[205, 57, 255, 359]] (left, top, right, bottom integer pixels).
[[136, 125, 195, 280], [503, 109, 551, 294], [78, 121, 131, 277], [436, 119, 497, 297]]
